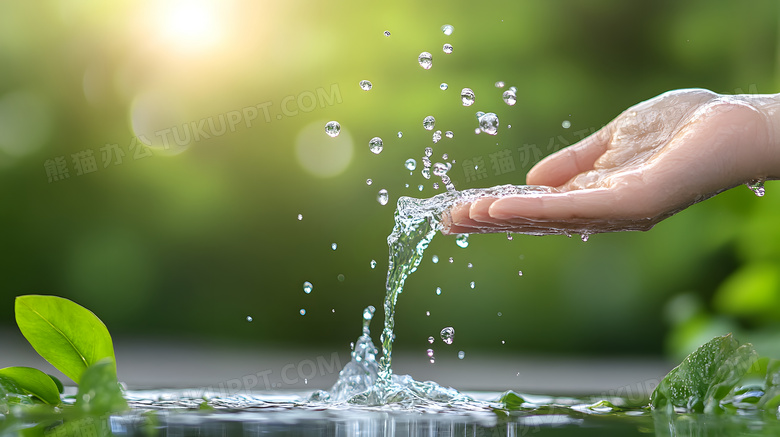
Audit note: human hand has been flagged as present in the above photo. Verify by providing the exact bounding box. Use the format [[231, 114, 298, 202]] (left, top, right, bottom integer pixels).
[[442, 89, 779, 236]]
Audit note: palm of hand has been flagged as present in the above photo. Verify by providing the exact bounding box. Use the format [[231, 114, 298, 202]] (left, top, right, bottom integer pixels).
[[444, 89, 769, 236]]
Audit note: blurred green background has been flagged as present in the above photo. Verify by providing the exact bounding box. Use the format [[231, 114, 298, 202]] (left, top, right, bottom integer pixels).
[[1, 0, 779, 363]]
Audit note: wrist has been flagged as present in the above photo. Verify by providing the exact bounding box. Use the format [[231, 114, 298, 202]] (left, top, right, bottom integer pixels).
[[738, 93, 780, 180]]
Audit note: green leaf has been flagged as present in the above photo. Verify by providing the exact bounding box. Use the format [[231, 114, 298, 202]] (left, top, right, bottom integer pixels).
[[650, 334, 759, 412], [496, 390, 527, 410], [0, 367, 61, 405], [15, 295, 115, 384], [74, 359, 128, 415]]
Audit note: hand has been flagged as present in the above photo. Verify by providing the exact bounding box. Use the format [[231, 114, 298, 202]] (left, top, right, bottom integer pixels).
[[442, 89, 778, 236]]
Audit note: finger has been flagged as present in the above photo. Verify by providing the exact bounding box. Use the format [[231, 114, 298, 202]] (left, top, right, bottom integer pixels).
[[526, 125, 613, 187], [488, 189, 621, 220], [468, 197, 499, 223]]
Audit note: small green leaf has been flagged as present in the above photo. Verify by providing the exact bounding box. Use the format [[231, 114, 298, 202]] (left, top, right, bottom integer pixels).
[[0, 367, 61, 405], [651, 334, 759, 412], [496, 390, 527, 410], [15, 295, 115, 384], [74, 359, 128, 415], [48, 374, 64, 394]]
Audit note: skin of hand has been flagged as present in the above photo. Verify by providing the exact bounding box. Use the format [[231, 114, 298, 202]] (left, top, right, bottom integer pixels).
[[442, 88, 780, 236]]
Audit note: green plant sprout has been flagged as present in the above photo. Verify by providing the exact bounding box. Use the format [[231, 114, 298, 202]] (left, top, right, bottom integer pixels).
[[1, 295, 127, 436]]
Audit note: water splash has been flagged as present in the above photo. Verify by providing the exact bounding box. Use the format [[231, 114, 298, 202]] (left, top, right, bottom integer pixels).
[[746, 179, 765, 197], [315, 185, 556, 406]]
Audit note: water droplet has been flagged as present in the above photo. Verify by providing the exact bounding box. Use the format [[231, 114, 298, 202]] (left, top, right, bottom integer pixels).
[[428, 336, 435, 344], [435, 287, 442, 295], [441, 24, 454, 36], [359, 80, 372, 91], [370, 259, 377, 269], [580, 233, 590, 242], [405, 183, 409, 187], [497, 312, 502, 317], [246, 316, 253, 322], [397, 131, 403, 138], [501, 340, 505, 345], [440, 327, 455, 344], [337, 273, 345, 282], [331, 308, 335, 313], [404, 158, 417, 171], [507, 124, 512, 129], [442, 153, 449, 160], [458, 351, 465, 359], [445, 131, 453, 139], [418, 184, 424, 191], [303, 281, 313, 294], [331, 243, 338, 250], [432, 162, 447, 177], [478, 112, 499, 135], [430, 358, 435, 364], [418, 52, 433, 70], [460, 88, 475, 106], [432, 130, 442, 143], [300, 309, 306, 315], [432, 182, 439, 190], [377, 189, 389, 205], [509, 86, 517, 93], [297, 213, 303, 220], [426, 311, 431, 316], [469, 281, 475, 289], [366, 178, 372, 185], [440, 83, 448, 90], [324, 121, 341, 137], [426, 348, 434, 357], [747, 179, 766, 196], [424, 147, 433, 157], [467, 262, 473, 268], [507, 232, 513, 241], [495, 81, 505, 88], [363, 306, 375, 321], [562, 120, 571, 129], [474, 128, 480, 135], [384, 30, 391, 37], [518, 270, 523, 276], [423, 115, 436, 130], [432, 255, 439, 263], [368, 136, 383, 154], [502, 89, 517, 106], [456, 234, 469, 248], [448, 257, 454, 263], [442, 43, 453, 54]]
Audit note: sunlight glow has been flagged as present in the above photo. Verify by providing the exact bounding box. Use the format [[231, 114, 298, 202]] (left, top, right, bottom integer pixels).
[[157, 0, 222, 53]]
